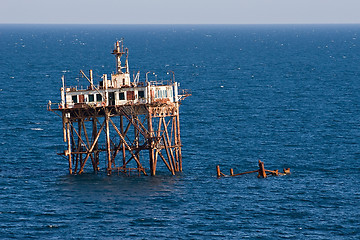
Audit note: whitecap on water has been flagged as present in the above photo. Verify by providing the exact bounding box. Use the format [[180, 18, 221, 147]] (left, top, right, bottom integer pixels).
[[31, 128, 43, 131]]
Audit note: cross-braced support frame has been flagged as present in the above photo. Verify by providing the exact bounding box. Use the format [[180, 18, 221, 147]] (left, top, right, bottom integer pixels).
[[60, 103, 182, 176]]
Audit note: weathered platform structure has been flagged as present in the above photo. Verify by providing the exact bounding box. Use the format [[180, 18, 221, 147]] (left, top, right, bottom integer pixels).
[[49, 40, 190, 176]]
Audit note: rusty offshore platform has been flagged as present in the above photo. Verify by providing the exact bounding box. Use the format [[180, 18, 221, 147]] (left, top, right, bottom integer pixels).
[[48, 40, 190, 176]]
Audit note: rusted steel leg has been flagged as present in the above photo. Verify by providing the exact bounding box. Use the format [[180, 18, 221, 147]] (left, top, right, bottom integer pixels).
[[175, 105, 182, 172], [105, 109, 112, 175], [148, 112, 156, 176], [134, 116, 140, 173], [62, 112, 67, 142], [154, 149, 159, 175], [150, 149, 156, 176], [216, 165, 221, 178], [66, 121, 73, 174], [258, 160, 267, 178]]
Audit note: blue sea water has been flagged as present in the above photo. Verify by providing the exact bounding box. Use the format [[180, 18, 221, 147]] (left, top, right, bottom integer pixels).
[[0, 24, 360, 239]]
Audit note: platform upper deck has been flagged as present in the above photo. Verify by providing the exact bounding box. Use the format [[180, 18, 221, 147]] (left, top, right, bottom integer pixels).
[[52, 40, 189, 110]]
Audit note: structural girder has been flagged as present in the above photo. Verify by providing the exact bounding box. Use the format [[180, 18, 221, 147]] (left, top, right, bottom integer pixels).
[[56, 103, 182, 176]]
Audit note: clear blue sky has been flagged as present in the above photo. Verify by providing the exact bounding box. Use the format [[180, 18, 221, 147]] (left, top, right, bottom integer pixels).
[[1, 0, 360, 24]]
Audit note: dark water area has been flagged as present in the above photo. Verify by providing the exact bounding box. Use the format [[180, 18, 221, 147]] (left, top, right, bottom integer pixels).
[[0, 24, 359, 239]]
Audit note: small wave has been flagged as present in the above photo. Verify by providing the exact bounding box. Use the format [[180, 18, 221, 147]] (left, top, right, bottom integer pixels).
[[31, 128, 43, 131], [47, 224, 59, 228]]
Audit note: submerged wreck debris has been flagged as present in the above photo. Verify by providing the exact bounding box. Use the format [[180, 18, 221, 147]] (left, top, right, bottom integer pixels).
[[216, 160, 291, 178]]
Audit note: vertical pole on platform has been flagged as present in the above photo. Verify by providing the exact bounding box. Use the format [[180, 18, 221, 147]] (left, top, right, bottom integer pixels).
[[89, 69, 93, 89], [258, 160, 267, 178], [175, 104, 182, 172], [134, 116, 140, 173], [216, 165, 221, 178], [62, 112, 66, 142], [105, 109, 111, 175], [148, 109, 156, 176], [66, 120, 72, 175]]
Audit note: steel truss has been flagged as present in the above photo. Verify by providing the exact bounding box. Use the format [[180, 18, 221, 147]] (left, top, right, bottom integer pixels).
[[59, 102, 182, 176]]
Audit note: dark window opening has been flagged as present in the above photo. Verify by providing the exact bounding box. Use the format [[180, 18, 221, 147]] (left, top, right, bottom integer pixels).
[[72, 95, 77, 103], [96, 94, 102, 102], [138, 90, 145, 98], [119, 92, 125, 100], [109, 92, 115, 105], [88, 94, 94, 102]]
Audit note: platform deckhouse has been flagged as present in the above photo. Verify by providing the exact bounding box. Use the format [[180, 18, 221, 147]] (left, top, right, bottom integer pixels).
[[60, 41, 181, 109]]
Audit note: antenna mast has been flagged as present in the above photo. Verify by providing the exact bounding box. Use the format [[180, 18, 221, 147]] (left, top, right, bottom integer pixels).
[[112, 39, 125, 73]]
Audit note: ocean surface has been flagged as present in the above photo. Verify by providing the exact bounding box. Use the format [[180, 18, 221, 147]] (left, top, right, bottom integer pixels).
[[0, 24, 359, 239]]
